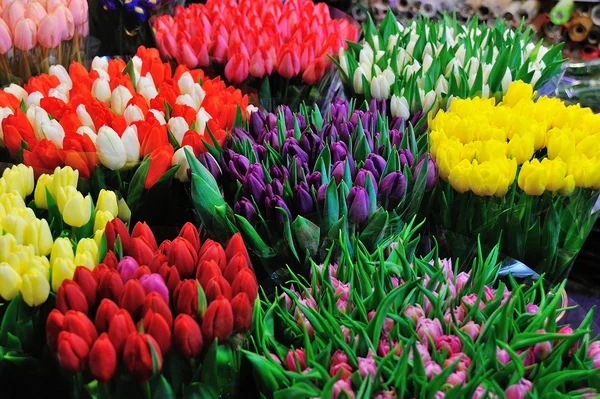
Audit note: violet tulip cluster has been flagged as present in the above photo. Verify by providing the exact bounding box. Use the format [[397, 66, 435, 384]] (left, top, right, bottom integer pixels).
[[46, 221, 257, 395], [245, 232, 600, 398]]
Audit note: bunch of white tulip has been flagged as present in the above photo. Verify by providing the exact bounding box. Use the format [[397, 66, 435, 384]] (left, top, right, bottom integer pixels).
[[337, 13, 564, 118]]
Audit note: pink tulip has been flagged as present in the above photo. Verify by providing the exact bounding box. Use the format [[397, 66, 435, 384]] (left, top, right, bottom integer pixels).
[[330, 350, 348, 368], [472, 384, 498, 399], [416, 318, 443, 346], [76, 19, 88, 37], [525, 303, 539, 314], [13, 18, 36, 51], [404, 304, 425, 324], [455, 272, 470, 291], [224, 53, 249, 84], [45, 0, 65, 13], [0, 18, 12, 54], [496, 348, 511, 365], [52, 5, 74, 40], [532, 329, 552, 361], [505, 378, 532, 399], [211, 34, 228, 63], [424, 361, 442, 380], [302, 57, 325, 85], [196, 41, 209, 67], [434, 335, 462, 355], [484, 286, 496, 301], [3, 1, 25, 31], [277, 44, 300, 79], [460, 321, 481, 340], [373, 390, 396, 399], [178, 40, 198, 69], [67, 0, 88, 26], [26, 2, 47, 25], [332, 379, 355, 399], [443, 353, 471, 372], [587, 341, 600, 368], [445, 370, 467, 387], [284, 348, 306, 372], [38, 14, 61, 49], [357, 353, 376, 381], [461, 294, 485, 311]]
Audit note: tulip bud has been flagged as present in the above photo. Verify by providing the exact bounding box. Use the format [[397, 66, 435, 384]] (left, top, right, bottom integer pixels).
[[0, 263, 23, 301], [285, 349, 307, 371], [139, 274, 169, 305], [197, 153, 222, 181], [526, 303, 539, 314], [225, 233, 251, 267], [416, 318, 443, 347], [173, 314, 202, 359], [56, 280, 89, 314], [588, 341, 600, 368], [133, 266, 151, 280], [73, 266, 97, 308], [168, 237, 199, 279], [173, 279, 198, 316], [532, 329, 552, 361], [130, 237, 155, 266], [108, 309, 136, 354], [424, 361, 442, 380], [97, 126, 127, 171], [131, 222, 158, 252], [96, 189, 118, 217], [460, 321, 481, 341], [89, 333, 117, 382], [120, 280, 146, 320], [202, 295, 233, 342], [63, 193, 92, 228], [232, 268, 258, 304], [435, 335, 462, 355], [205, 276, 232, 303], [97, 269, 124, 302], [118, 256, 140, 283], [138, 310, 171, 355], [123, 333, 163, 382], [223, 253, 248, 285], [63, 310, 98, 346], [198, 239, 227, 271], [95, 298, 119, 333], [505, 378, 533, 399], [143, 292, 173, 329], [102, 251, 119, 270], [46, 309, 65, 351], [347, 186, 370, 224], [105, 218, 131, 254], [57, 331, 89, 372]]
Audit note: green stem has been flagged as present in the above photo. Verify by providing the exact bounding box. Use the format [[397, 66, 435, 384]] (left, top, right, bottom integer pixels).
[[143, 382, 151, 399]]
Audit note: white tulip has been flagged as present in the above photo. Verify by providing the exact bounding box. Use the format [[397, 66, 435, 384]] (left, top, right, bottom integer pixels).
[[375, 50, 386, 63], [195, 107, 212, 136], [482, 63, 493, 85], [176, 94, 197, 110], [178, 72, 195, 96], [27, 106, 51, 141], [455, 45, 466, 66], [121, 125, 140, 166], [422, 54, 433, 74], [172, 145, 192, 182], [94, 68, 110, 81], [96, 126, 127, 170], [40, 120, 65, 148], [535, 46, 549, 64], [390, 95, 410, 119], [530, 70, 542, 88], [149, 110, 166, 125], [49, 84, 69, 102], [482, 84, 490, 98], [423, 43, 433, 58], [123, 104, 144, 125], [383, 68, 395, 86], [131, 56, 142, 83], [246, 104, 259, 114], [395, 48, 407, 71], [0, 107, 14, 146], [5, 84, 28, 103], [49, 65, 72, 89], [422, 90, 437, 112], [26, 92, 44, 108], [76, 126, 97, 143], [359, 46, 374, 68], [405, 62, 421, 80], [371, 35, 380, 51], [338, 49, 349, 77], [446, 95, 454, 111], [190, 83, 206, 109], [168, 116, 188, 145], [387, 34, 399, 51], [444, 59, 460, 77], [492, 47, 499, 62], [91, 57, 108, 72], [523, 42, 536, 60], [76, 104, 95, 132], [110, 86, 133, 116], [92, 78, 111, 105], [406, 37, 417, 56], [435, 76, 448, 97], [137, 74, 158, 102], [353, 66, 366, 94], [501, 68, 512, 93], [467, 57, 480, 77], [370, 74, 390, 100]]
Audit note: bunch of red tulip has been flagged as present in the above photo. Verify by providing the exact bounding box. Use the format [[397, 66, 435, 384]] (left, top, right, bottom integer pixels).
[[46, 220, 257, 386], [152, 0, 357, 85]]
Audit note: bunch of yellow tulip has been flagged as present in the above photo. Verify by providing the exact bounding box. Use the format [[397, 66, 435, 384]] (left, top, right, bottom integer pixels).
[[430, 81, 600, 197], [0, 164, 117, 307]]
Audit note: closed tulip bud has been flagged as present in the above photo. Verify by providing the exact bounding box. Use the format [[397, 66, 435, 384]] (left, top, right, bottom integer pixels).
[[56, 280, 88, 314], [230, 292, 252, 332], [294, 182, 313, 215], [435, 335, 462, 355], [390, 95, 410, 119], [587, 342, 600, 368], [225, 233, 251, 266], [130, 237, 154, 266], [460, 321, 481, 340], [378, 171, 407, 205], [202, 295, 233, 342], [518, 159, 547, 196], [505, 378, 533, 399], [223, 253, 248, 285], [20, 268, 50, 307], [97, 126, 127, 171], [96, 189, 118, 217], [285, 348, 306, 371], [232, 268, 258, 304], [131, 222, 157, 251], [72, 266, 97, 308], [133, 266, 151, 280], [497, 348, 511, 365], [346, 186, 370, 224], [93, 298, 118, 334], [46, 309, 64, 350], [532, 329, 552, 361], [63, 310, 98, 346], [205, 276, 232, 303], [173, 314, 202, 359], [110, 86, 133, 116], [123, 332, 163, 382], [139, 274, 169, 305], [119, 280, 146, 320], [167, 237, 198, 279], [138, 310, 171, 355], [105, 218, 131, 254], [101, 251, 118, 270], [51, 257, 76, 292], [89, 333, 117, 382], [443, 353, 471, 372], [234, 198, 257, 223], [198, 152, 222, 181], [173, 279, 198, 316], [22, 218, 53, 256], [424, 361, 442, 380], [33, 174, 53, 210], [118, 256, 139, 283], [157, 264, 180, 294], [57, 331, 89, 372], [415, 154, 438, 192], [97, 269, 124, 302], [63, 193, 92, 228], [108, 309, 136, 354], [416, 318, 443, 346], [0, 262, 22, 301]]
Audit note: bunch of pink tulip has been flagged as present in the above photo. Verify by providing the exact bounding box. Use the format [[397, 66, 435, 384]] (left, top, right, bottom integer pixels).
[[152, 0, 358, 85], [0, 0, 88, 83]]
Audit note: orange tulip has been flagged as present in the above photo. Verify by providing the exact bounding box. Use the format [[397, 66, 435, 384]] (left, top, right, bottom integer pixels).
[[145, 145, 174, 189]]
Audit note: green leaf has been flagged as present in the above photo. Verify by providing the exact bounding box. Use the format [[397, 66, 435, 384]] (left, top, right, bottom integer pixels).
[[196, 281, 207, 319], [234, 215, 275, 258], [152, 375, 175, 399], [126, 158, 151, 212], [183, 383, 219, 399], [167, 129, 181, 151], [123, 60, 137, 88], [164, 100, 172, 120], [185, 148, 220, 194], [291, 216, 320, 259], [45, 187, 63, 237]]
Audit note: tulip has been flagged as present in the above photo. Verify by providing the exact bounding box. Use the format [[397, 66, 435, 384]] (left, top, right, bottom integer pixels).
[[131, 222, 157, 251], [173, 279, 198, 316], [63, 310, 98, 346], [460, 321, 481, 340], [143, 292, 172, 329], [19, 218, 50, 257], [173, 314, 202, 359], [231, 268, 258, 304], [533, 329, 552, 361], [72, 266, 97, 308], [97, 269, 124, 302], [225, 233, 251, 267], [518, 159, 547, 196], [96, 126, 127, 170], [56, 280, 88, 314], [178, 222, 200, 252], [505, 378, 533, 399], [347, 186, 370, 224], [415, 154, 438, 192], [171, 145, 191, 182], [46, 309, 65, 351], [588, 341, 600, 368], [117, 256, 139, 283], [435, 335, 462, 355], [130, 237, 155, 266], [196, 259, 222, 289], [138, 310, 171, 355], [96, 189, 118, 217], [223, 253, 248, 285], [62, 192, 92, 227], [416, 318, 443, 347], [139, 274, 169, 305], [120, 280, 146, 320], [202, 295, 233, 342], [123, 332, 163, 382], [105, 218, 131, 254], [224, 53, 249, 84], [205, 276, 232, 303], [108, 309, 136, 354], [157, 264, 180, 294], [230, 292, 252, 332], [13, 18, 37, 52], [198, 239, 227, 271], [19, 269, 49, 307], [57, 331, 89, 372], [285, 349, 307, 371], [89, 333, 117, 382], [110, 86, 133, 116], [198, 153, 222, 181], [93, 299, 118, 334], [424, 361, 443, 380], [133, 266, 151, 280], [0, 262, 22, 301], [167, 237, 198, 279], [277, 45, 301, 79], [0, 18, 12, 54]]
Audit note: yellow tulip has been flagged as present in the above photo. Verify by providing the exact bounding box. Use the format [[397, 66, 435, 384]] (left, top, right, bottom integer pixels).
[[50, 166, 79, 198], [492, 158, 517, 197], [1, 165, 34, 198], [529, 122, 547, 151], [28, 256, 50, 280], [575, 134, 600, 160], [76, 238, 99, 264], [0, 234, 17, 262], [51, 257, 76, 292], [0, 263, 22, 300], [34, 174, 53, 210], [507, 134, 534, 165], [541, 158, 567, 192], [118, 198, 132, 224], [13, 207, 36, 222], [560, 175, 576, 196], [2, 214, 26, 243], [96, 189, 118, 217], [469, 161, 502, 197], [502, 81, 535, 108], [6, 245, 35, 274], [94, 229, 105, 249], [23, 218, 54, 256], [436, 142, 463, 180], [448, 159, 472, 194], [50, 237, 75, 265], [0, 192, 26, 213], [57, 185, 79, 215], [74, 252, 96, 270], [21, 269, 50, 306], [477, 140, 508, 163], [584, 161, 600, 190], [518, 159, 547, 196], [94, 210, 114, 233], [63, 193, 93, 228]]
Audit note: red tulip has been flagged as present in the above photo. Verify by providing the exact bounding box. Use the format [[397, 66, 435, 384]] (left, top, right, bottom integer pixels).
[[73, 266, 98, 308], [95, 298, 119, 334], [231, 292, 252, 332], [173, 314, 203, 359], [46, 309, 65, 351], [93, 264, 110, 281], [285, 349, 306, 372], [167, 237, 198, 279], [158, 263, 181, 294], [178, 222, 200, 252], [145, 145, 174, 189], [89, 333, 117, 382], [205, 276, 232, 303], [157, 240, 171, 256], [130, 237, 155, 266], [63, 310, 98, 347], [108, 309, 136, 354], [232, 268, 258, 304], [123, 333, 163, 382], [148, 253, 168, 273], [277, 43, 301, 79], [224, 53, 249, 84], [102, 251, 119, 270], [120, 280, 146, 320], [201, 295, 233, 342], [131, 222, 158, 252], [56, 280, 89, 314], [225, 232, 251, 266], [302, 57, 326, 85], [198, 239, 227, 271], [132, 265, 152, 280], [172, 279, 198, 316], [97, 269, 124, 302], [138, 310, 171, 355], [57, 331, 89, 373], [196, 259, 222, 289], [142, 292, 173, 329], [223, 253, 248, 284], [105, 218, 132, 254]]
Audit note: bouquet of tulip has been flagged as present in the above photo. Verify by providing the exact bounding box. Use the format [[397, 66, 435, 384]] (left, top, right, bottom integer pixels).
[[152, 0, 358, 111], [186, 99, 437, 280], [428, 81, 600, 284], [0, 46, 249, 223], [47, 222, 258, 398], [245, 233, 600, 398], [338, 12, 565, 117], [0, 0, 89, 85]]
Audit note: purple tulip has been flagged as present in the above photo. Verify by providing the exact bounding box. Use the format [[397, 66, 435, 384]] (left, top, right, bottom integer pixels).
[[378, 171, 406, 204], [390, 116, 404, 131], [317, 184, 327, 211], [140, 273, 169, 305], [364, 153, 386, 181], [306, 171, 322, 189], [296, 114, 306, 131], [331, 161, 346, 184], [505, 378, 533, 399], [269, 165, 289, 183], [231, 127, 254, 143], [424, 361, 442, 380], [357, 354, 377, 381], [330, 141, 349, 164], [299, 131, 323, 163], [399, 148, 415, 168], [250, 111, 266, 138], [389, 129, 404, 150], [472, 385, 498, 399], [369, 98, 386, 117], [360, 110, 376, 134], [526, 303, 539, 314], [415, 153, 438, 191], [234, 197, 257, 222], [497, 348, 511, 365], [227, 153, 250, 181], [347, 186, 370, 223], [117, 256, 139, 283], [433, 392, 445, 399], [354, 169, 378, 194], [330, 98, 349, 126], [533, 329, 552, 361], [197, 152, 222, 180], [322, 123, 339, 142], [277, 105, 294, 129], [332, 380, 355, 399], [265, 113, 277, 130], [253, 143, 267, 161], [265, 195, 292, 226], [243, 171, 266, 203], [416, 318, 443, 346], [294, 182, 313, 215], [460, 321, 481, 340], [411, 111, 427, 134], [262, 129, 280, 150], [282, 137, 309, 165], [267, 180, 284, 198], [339, 121, 353, 144]]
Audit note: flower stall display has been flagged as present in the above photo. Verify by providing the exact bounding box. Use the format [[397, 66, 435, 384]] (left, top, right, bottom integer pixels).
[[338, 12, 565, 118], [47, 222, 258, 398], [428, 81, 600, 284], [246, 233, 600, 398], [0, 46, 249, 223], [186, 99, 436, 280], [152, 0, 359, 111], [0, 0, 89, 85]]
